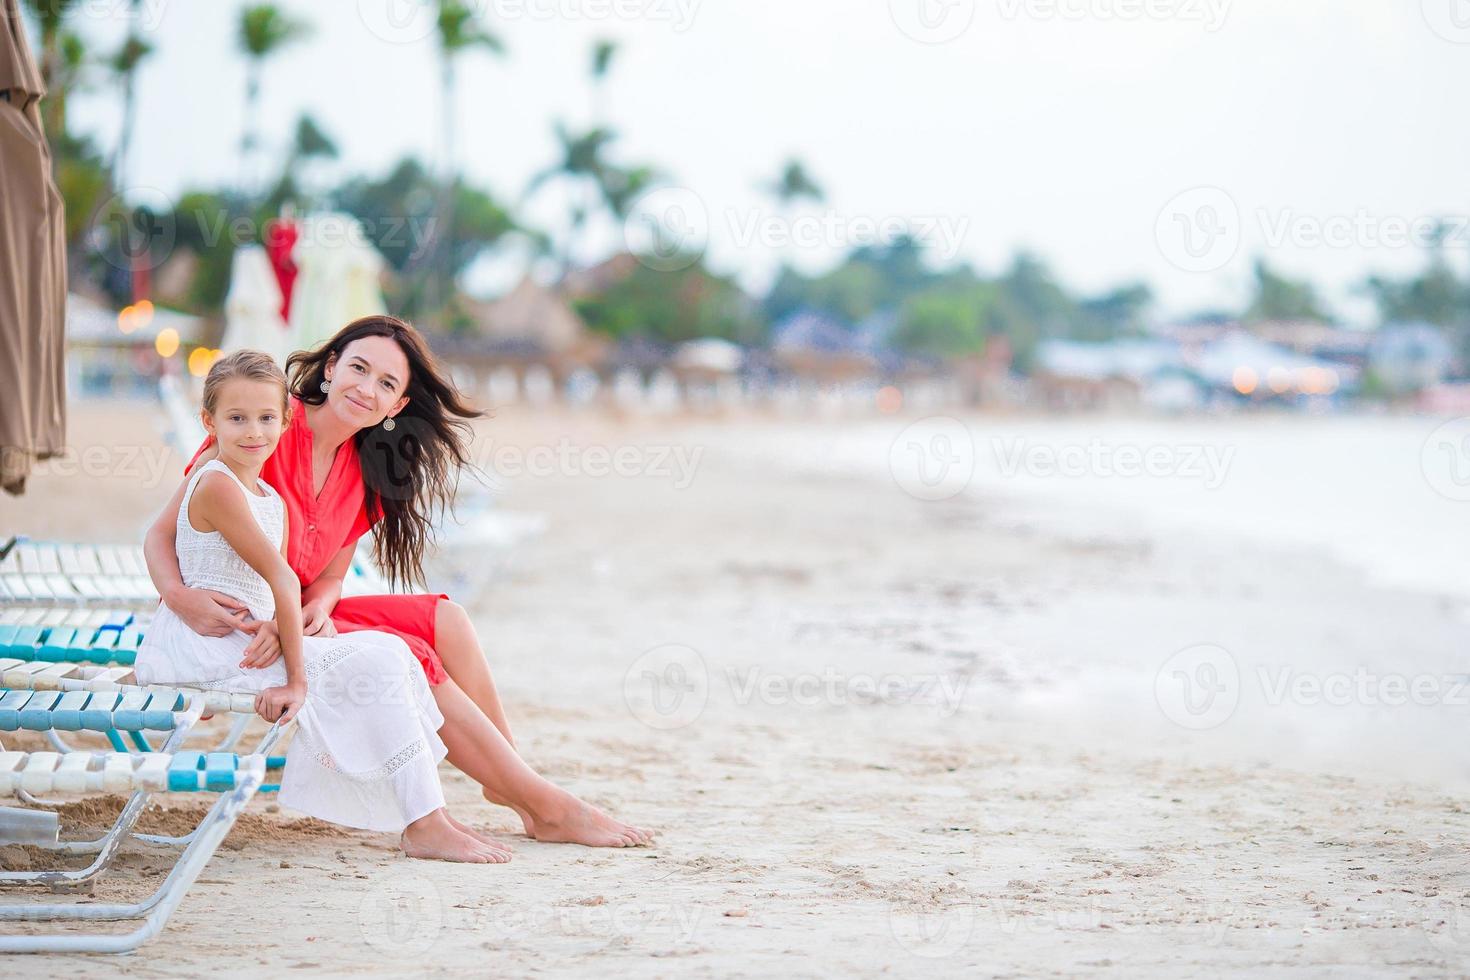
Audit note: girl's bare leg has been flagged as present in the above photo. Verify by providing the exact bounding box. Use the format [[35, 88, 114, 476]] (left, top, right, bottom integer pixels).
[[434, 601, 516, 748], [431, 677, 654, 847], [400, 807, 511, 863]]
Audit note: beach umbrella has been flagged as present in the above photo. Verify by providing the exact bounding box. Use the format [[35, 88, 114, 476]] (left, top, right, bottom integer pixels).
[[221, 245, 291, 365], [286, 212, 387, 354], [674, 338, 744, 374], [0, 0, 66, 495]]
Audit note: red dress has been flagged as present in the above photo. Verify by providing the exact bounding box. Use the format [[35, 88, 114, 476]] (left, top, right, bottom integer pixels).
[[186, 397, 449, 683]]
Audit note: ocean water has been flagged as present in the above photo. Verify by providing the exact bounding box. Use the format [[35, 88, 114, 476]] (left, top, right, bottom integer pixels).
[[743, 411, 1470, 604]]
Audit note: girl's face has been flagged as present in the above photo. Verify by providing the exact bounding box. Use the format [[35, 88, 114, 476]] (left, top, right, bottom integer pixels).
[[323, 335, 411, 431], [202, 378, 287, 469]]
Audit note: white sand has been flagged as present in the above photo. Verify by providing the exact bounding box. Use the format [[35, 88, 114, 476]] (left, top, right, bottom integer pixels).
[[2, 400, 1468, 976]]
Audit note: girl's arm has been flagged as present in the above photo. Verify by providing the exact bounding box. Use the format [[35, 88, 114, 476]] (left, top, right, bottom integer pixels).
[[238, 496, 293, 668], [190, 473, 306, 721], [143, 445, 248, 636]]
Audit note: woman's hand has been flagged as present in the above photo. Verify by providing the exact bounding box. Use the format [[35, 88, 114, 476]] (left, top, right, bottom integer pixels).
[[238, 620, 282, 670], [255, 681, 306, 723], [302, 599, 338, 637], [166, 586, 250, 637]]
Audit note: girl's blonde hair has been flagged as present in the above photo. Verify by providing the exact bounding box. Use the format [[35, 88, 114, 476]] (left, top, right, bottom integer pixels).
[[202, 350, 289, 415]]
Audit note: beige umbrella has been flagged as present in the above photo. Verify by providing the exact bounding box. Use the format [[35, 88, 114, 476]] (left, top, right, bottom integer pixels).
[[0, 0, 66, 495]]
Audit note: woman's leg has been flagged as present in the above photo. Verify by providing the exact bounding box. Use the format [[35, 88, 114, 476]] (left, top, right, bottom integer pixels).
[[433, 600, 517, 749], [431, 676, 653, 847]]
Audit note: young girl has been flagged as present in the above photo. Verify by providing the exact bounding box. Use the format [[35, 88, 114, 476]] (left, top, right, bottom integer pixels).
[[136, 350, 510, 864]]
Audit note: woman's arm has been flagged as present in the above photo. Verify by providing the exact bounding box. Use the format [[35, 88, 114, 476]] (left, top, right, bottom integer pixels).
[[143, 448, 251, 636], [190, 473, 306, 722], [300, 541, 355, 634]]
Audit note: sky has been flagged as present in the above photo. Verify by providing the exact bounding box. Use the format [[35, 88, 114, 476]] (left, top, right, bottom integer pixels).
[[51, 0, 1470, 326]]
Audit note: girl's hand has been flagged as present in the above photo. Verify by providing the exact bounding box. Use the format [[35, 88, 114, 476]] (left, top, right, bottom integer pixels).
[[255, 682, 306, 723], [302, 600, 338, 638], [167, 586, 250, 637], [238, 620, 282, 669]]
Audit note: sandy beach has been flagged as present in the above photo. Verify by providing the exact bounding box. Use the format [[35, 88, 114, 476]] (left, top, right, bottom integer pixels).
[[2, 399, 1469, 977]]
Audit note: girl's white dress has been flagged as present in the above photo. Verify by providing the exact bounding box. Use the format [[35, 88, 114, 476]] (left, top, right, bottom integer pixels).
[[136, 459, 448, 832]]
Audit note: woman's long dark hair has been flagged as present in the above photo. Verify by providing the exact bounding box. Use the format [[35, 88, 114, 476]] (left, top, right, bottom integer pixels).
[[286, 315, 483, 589]]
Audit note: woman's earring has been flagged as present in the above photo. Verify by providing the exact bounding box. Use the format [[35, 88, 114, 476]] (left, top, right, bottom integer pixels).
[[320, 379, 331, 393], [382, 417, 396, 432]]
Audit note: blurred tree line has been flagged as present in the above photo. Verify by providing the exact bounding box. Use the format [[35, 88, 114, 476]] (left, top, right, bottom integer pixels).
[[22, 0, 1470, 370]]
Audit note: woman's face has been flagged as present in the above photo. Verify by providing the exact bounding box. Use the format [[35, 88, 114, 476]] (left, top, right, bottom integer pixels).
[[324, 335, 412, 430]]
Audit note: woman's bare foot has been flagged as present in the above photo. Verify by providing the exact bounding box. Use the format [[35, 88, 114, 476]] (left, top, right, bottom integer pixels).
[[400, 811, 511, 863], [527, 791, 655, 848], [482, 787, 538, 838], [446, 812, 515, 854]]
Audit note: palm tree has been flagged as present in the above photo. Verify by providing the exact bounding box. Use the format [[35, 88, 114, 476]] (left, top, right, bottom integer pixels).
[[524, 123, 659, 279], [765, 158, 825, 210], [237, 4, 312, 195], [108, 0, 154, 190], [20, 0, 80, 138], [429, 0, 504, 324], [522, 42, 657, 279], [762, 158, 824, 271], [434, 0, 503, 178], [263, 113, 339, 211], [590, 38, 617, 127]]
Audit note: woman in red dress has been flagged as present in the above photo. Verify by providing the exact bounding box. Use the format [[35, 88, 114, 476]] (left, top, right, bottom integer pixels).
[[145, 315, 652, 848]]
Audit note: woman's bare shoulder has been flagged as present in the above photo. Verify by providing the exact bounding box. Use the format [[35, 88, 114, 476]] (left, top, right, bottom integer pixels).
[[183, 442, 221, 477]]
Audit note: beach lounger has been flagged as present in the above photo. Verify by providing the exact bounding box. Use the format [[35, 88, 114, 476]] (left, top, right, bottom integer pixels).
[[5, 534, 394, 605], [0, 654, 264, 757], [0, 538, 155, 608], [0, 684, 206, 870], [0, 745, 276, 954], [0, 599, 269, 757]]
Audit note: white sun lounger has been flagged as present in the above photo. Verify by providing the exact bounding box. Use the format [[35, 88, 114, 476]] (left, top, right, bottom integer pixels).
[[0, 744, 276, 954]]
